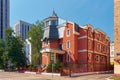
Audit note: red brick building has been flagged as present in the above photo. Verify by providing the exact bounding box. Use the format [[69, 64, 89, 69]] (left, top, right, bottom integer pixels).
[[41, 11, 110, 73]]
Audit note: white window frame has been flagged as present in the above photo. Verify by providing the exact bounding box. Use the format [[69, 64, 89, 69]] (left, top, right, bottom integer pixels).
[[67, 29, 70, 37], [66, 51, 71, 62], [66, 41, 70, 48]]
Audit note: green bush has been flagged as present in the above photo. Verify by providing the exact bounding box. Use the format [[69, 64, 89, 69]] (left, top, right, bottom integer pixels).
[[29, 64, 36, 70], [53, 60, 61, 70], [46, 63, 52, 72], [46, 60, 61, 72]]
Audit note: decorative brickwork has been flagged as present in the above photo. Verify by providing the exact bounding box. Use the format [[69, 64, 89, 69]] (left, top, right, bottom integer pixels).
[[41, 12, 110, 73]]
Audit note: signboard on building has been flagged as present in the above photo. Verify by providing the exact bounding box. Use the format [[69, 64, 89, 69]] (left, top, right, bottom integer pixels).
[[116, 52, 120, 56]]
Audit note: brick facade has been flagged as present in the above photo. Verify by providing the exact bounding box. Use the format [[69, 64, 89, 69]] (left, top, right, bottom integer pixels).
[[41, 12, 110, 73]]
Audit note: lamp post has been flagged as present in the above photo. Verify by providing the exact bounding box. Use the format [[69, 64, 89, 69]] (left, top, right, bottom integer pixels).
[[51, 53, 54, 80]]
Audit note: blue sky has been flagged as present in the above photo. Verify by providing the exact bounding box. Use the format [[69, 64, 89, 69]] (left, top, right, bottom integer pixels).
[[10, 0, 114, 41]]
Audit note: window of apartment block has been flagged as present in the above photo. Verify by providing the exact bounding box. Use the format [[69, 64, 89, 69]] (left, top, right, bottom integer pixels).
[[88, 54, 91, 60], [103, 46, 105, 52], [67, 29, 70, 37], [96, 56, 99, 61], [111, 51, 114, 56], [88, 40, 91, 49], [97, 44, 100, 52], [97, 34, 100, 40], [102, 36, 105, 42], [74, 24, 79, 32], [101, 56, 104, 62], [67, 41, 70, 48]]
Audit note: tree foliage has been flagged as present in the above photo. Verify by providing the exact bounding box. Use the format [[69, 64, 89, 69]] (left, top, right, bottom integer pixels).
[[27, 21, 43, 54], [6, 27, 26, 67], [31, 53, 41, 66], [27, 21, 43, 66], [0, 39, 5, 68]]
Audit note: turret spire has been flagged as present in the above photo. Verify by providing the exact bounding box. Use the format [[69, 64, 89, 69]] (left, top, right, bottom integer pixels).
[[51, 10, 58, 17]]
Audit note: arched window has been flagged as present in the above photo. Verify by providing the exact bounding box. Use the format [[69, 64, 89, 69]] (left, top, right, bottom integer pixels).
[[66, 51, 71, 62], [67, 29, 70, 37], [66, 41, 70, 48]]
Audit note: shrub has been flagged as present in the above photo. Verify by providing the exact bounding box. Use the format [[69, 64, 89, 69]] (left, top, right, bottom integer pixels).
[[53, 60, 61, 70], [29, 64, 36, 71], [46, 63, 52, 72], [46, 60, 61, 72]]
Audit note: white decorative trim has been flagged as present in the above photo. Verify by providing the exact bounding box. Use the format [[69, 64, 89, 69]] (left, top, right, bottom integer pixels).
[[88, 50, 94, 53], [88, 37, 93, 40], [78, 36, 87, 39], [94, 51, 107, 56], [41, 72, 60, 76], [94, 39, 108, 46], [78, 49, 87, 52], [40, 48, 51, 53]]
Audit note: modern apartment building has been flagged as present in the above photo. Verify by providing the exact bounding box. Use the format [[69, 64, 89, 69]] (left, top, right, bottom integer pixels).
[[110, 42, 114, 64], [14, 20, 32, 40], [0, 0, 10, 40], [24, 39, 32, 65], [41, 12, 110, 73], [114, 0, 120, 76]]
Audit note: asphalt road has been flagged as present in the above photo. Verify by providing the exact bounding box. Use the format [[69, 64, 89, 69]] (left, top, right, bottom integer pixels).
[[0, 72, 113, 80]]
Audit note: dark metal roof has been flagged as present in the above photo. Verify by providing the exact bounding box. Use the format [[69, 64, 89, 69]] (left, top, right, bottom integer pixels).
[[50, 11, 58, 18], [43, 26, 59, 39]]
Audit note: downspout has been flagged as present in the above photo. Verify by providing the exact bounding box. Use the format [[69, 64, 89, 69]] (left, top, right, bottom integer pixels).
[[87, 29, 88, 72], [93, 31, 94, 72]]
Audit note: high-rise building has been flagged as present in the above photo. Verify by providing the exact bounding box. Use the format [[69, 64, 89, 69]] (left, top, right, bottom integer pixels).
[[110, 42, 114, 64], [14, 20, 32, 40], [0, 0, 10, 40], [114, 0, 120, 76]]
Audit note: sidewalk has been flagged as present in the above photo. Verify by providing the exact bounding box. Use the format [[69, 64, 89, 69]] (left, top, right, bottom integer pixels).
[[70, 70, 113, 77]]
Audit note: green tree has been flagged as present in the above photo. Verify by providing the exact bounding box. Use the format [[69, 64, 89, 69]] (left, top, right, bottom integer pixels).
[[0, 39, 5, 68], [27, 21, 43, 66], [6, 27, 27, 68], [31, 53, 41, 66]]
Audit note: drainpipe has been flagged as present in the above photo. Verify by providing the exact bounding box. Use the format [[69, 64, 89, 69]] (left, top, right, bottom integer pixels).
[[87, 29, 88, 72], [93, 31, 94, 72]]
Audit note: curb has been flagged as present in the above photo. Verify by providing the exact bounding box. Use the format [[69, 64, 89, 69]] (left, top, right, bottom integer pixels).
[[24, 71, 36, 74], [41, 72, 61, 76], [71, 71, 112, 77], [0, 69, 4, 72]]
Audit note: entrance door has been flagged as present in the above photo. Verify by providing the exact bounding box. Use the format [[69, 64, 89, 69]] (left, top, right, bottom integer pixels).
[[58, 54, 63, 63]]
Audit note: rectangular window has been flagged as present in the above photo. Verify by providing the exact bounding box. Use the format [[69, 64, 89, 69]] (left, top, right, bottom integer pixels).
[[46, 21, 50, 26], [66, 54, 70, 62], [67, 29, 70, 37], [51, 20, 57, 26], [101, 56, 104, 62], [96, 56, 99, 61], [97, 34, 100, 40], [67, 41, 70, 48], [74, 24, 79, 32], [97, 44, 100, 52]]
